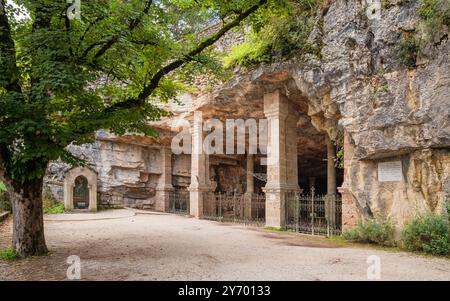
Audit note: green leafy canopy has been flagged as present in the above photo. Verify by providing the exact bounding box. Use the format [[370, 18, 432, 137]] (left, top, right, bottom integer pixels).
[[0, 0, 271, 185], [223, 0, 323, 69]]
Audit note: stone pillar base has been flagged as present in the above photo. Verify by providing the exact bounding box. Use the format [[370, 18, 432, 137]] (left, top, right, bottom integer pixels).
[[154, 188, 174, 212], [244, 192, 253, 219], [324, 193, 337, 229], [338, 187, 360, 231], [263, 186, 299, 228], [188, 187, 210, 218]]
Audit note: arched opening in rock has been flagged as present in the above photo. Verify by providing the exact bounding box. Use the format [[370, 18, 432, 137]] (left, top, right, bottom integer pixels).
[[296, 116, 344, 196]]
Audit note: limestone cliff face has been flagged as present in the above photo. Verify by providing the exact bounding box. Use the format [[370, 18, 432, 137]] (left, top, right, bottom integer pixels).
[[297, 0, 450, 226], [197, 0, 449, 227], [45, 0, 449, 226], [47, 137, 170, 209]]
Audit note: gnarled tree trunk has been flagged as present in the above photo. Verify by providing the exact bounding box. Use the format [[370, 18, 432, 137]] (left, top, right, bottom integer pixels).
[[11, 177, 48, 257]]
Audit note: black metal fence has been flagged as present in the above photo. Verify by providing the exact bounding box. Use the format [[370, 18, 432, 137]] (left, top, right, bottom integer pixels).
[[202, 192, 265, 226], [168, 190, 190, 214], [168, 188, 342, 236], [285, 188, 342, 236]]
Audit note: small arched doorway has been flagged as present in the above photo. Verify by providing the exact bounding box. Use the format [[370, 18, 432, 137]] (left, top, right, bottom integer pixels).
[[73, 176, 89, 209], [64, 167, 97, 212]]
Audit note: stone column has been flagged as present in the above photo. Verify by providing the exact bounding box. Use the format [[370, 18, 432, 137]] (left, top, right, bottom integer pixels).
[[245, 154, 254, 218], [188, 115, 211, 218], [325, 135, 337, 230], [326, 135, 337, 195], [88, 183, 98, 212], [338, 130, 360, 231], [63, 181, 74, 211], [286, 113, 299, 190], [262, 90, 300, 228], [155, 147, 174, 212]]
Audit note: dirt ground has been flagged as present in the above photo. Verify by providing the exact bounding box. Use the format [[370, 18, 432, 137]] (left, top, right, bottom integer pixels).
[[0, 210, 449, 281]]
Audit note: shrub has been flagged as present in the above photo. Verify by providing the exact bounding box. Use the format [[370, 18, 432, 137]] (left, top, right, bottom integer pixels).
[[223, 0, 321, 69], [44, 202, 65, 214], [397, 35, 419, 69], [401, 213, 449, 255], [343, 216, 396, 247], [0, 248, 18, 261], [418, 0, 450, 45], [419, 0, 439, 19], [42, 188, 65, 214], [223, 37, 272, 69]]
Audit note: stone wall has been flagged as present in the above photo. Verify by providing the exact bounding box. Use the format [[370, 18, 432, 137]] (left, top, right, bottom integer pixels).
[[46, 140, 168, 209], [210, 160, 247, 194], [189, 0, 450, 230], [43, 0, 450, 231], [172, 154, 191, 189], [314, 0, 450, 229]]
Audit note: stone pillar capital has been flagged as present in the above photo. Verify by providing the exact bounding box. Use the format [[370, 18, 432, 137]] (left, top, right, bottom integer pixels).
[[263, 90, 289, 118]]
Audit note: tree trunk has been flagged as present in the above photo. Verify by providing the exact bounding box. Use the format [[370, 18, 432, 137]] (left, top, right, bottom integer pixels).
[[11, 177, 48, 257]]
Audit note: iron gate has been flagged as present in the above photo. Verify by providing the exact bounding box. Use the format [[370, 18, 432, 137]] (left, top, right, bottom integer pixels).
[[168, 190, 190, 214], [73, 176, 89, 209], [202, 192, 265, 226], [285, 187, 342, 236]]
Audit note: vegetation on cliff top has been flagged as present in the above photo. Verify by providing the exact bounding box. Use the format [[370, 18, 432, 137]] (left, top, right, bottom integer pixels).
[[398, 0, 450, 68], [223, 0, 325, 69]]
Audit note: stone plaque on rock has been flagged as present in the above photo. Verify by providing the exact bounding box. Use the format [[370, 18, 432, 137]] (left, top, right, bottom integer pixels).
[[378, 161, 403, 182]]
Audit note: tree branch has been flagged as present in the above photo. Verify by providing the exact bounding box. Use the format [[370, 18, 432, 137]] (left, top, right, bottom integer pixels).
[[105, 0, 268, 112], [82, 0, 153, 61], [76, 16, 105, 53]]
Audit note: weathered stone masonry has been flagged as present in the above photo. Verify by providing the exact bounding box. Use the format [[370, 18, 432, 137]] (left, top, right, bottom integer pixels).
[[45, 0, 450, 233]]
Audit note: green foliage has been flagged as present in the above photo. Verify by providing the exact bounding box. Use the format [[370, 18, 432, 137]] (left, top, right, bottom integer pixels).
[[223, 35, 272, 68], [329, 127, 344, 169], [417, 0, 450, 46], [401, 213, 449, 255], [0, 192, 11, 212], [0, 0, 269, 187], [394, 0, 449, 69], [419, 0, 439, 19], [223, 0, 323, 69], [343, 216, 396, 247], [265, 226, 291, 232], [336, 148, 344, 169], [0, 181, 6, 192], [42, 188, 64, 214], [0, 181, 11, 212], [44, 202, 65, 214], [0, 248, 18, 261], [397, 35, 419, 69]]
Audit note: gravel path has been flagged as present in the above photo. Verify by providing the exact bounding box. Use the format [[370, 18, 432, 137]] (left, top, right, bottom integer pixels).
[[1, 211, 449, 281]]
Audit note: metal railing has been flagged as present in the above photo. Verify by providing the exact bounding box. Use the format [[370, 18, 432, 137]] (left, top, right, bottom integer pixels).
[[285, 187, 342, 236], [168, 190, 190, 214], [202, 192, 265, 226]]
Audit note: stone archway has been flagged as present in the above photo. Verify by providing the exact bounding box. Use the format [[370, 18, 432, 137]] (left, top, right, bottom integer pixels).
[[64, 167, 97, 212]]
